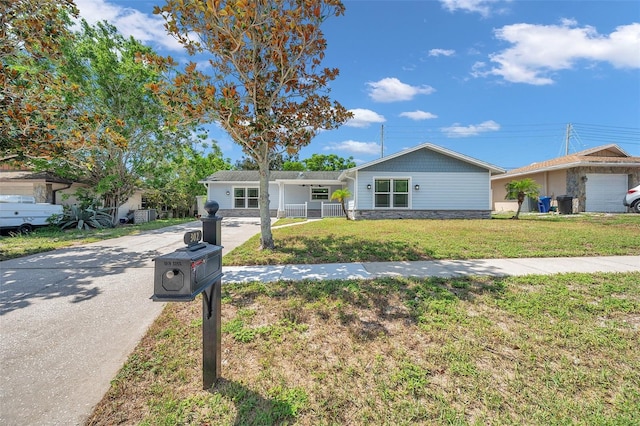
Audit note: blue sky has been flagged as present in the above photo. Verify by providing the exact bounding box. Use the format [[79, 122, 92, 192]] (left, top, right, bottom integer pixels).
[[75, 0, 640, 170]]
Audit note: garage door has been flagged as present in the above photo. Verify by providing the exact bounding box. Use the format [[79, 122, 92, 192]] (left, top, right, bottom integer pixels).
[[585, 174, 628, 212]]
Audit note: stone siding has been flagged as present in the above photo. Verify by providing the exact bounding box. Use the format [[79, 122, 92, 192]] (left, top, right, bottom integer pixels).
[[353, 210, 491, 220]]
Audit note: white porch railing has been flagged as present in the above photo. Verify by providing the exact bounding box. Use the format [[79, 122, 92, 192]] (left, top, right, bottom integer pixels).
[[321, 202, 343, 218], [284, 203, 307, 218]]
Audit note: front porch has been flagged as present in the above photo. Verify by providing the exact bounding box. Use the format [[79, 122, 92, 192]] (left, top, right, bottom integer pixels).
[[281, 202, 344, 219]]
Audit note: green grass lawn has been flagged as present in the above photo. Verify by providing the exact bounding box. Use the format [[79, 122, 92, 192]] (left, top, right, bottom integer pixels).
[[0, 218, 197, 261], [88, 272, 640, 425], [6, 213, 637, 425], [225, 214, 640, 265]]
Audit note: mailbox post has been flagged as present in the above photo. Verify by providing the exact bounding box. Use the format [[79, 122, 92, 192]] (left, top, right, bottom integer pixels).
[[152, 200, 223, 389], [200, 200, 223, 388]]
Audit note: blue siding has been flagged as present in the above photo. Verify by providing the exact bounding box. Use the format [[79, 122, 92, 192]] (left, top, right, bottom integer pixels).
[[361, 148, 485, 173]]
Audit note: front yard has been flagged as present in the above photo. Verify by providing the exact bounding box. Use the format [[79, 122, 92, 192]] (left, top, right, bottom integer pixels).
[[224, 214, 640, 265], [89, 272, 640, 425], [85, 214, 640, 425]]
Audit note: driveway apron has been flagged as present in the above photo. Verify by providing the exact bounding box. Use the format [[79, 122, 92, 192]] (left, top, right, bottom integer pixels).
[[0, 218, 262, 426]]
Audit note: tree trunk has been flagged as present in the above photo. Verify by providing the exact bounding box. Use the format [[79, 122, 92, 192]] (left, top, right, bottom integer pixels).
[[258, 163, 275, 249], [513, 191, 525, 219]]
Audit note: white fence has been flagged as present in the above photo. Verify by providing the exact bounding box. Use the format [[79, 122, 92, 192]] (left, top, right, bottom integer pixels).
[[284, 203, 307, 218], [321, 202, 343, 218], [283, 202, 345, 218]]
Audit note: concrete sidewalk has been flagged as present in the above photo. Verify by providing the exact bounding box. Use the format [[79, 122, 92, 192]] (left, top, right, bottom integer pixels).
[[222, 255, 640, 283]]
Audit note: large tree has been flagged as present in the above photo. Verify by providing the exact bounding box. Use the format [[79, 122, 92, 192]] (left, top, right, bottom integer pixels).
[[155, 0, 351, 249], [234, 152, 299, 170], [0, 0, 84, 162], [39, 20, 198, 222], [303, 153, 355, 171]]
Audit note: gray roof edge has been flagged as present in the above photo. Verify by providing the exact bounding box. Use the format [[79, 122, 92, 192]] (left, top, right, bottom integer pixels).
[[491, 160, 640, 181], [201, 170, 343, 182], [344, 142, 505, 174]]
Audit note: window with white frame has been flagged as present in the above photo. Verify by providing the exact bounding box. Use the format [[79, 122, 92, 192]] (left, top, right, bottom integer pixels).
[[234, 187, 259, 208], [310, 187, 329, 200], [374, 178, 409, 208]]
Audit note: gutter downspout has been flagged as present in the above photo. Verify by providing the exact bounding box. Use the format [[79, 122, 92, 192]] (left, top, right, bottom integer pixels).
[[52, 183, 73, 205], [344, 173, 356, 220]]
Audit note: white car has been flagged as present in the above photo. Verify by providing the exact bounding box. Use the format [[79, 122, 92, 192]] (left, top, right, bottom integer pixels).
[[623, 184, 640, 213]]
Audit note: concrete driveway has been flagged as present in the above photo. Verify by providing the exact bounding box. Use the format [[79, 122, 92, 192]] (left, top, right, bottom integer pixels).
[[0, 217, 262, 426]]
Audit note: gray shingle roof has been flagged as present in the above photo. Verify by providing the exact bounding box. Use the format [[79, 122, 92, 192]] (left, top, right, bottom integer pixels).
[[204, 170, 343, 182]]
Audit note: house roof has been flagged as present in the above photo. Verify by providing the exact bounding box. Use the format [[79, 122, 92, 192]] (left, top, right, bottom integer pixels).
[[339, 142, 505, 177], [492, 144, 640, 181], [0, 170, 73, 184], [202, 170, 343, 183]]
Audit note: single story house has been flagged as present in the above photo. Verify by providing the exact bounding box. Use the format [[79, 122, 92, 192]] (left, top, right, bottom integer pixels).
[[202, 143, 505, 219], [491, 144, 640, 213], [0, 169, 143, 222]]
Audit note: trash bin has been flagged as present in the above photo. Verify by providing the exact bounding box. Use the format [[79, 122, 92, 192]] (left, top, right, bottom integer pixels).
[[556, 195, 573, 214], [538, 196, 551, 213]]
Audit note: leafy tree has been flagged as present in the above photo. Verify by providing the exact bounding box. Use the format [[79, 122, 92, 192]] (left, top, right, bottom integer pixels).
[[303, 153, 356, 171], [234, 152, 299, 171], [144, 143, 233, 217], [38, 20, 198, 223], [282, 160, 305, 171], [505, 178, 541, 219], [1, 0, 85, 162], [331, 188, 351, 220], [155, 0, 352, 249]]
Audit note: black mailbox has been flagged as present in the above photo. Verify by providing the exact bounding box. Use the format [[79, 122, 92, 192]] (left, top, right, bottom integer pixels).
[[152, 231, 223, 302]]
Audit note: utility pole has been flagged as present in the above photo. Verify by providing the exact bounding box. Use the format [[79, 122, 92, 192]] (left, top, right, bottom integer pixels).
[[565, 123, 572, 155], [380, 124, 384, 158]]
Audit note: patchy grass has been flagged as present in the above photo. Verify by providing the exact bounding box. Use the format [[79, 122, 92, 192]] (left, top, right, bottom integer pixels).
[[224, 214, 640, 265], [87, 272, 640, 425], [0, 218, 197, 261]]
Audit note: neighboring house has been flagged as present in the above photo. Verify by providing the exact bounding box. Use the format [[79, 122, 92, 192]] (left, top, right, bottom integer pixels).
[[491, 144, 640, 213], [202, 143, 505, 219], [0, 169, 143, 222], [0, 170, 73, 204]]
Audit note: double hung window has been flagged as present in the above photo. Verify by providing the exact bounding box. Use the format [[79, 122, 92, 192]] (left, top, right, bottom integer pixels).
[[374, 179, 409, 208], [234, 187, 259, 208], [311, 187, 329, 200]]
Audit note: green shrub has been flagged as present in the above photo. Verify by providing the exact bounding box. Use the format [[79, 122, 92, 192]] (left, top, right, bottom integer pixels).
[[59, 204, 114, 230]]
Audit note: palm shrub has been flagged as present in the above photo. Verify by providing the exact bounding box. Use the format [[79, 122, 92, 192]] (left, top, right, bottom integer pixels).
[[59, 204, 114, 230], [330, 188, 352, 220], [505, 178, 541, 219]]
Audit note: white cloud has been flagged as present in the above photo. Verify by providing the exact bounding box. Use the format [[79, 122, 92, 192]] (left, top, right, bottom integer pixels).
[[478, 20, 640, 85], [74, 0, 185, 52], [440, 0, 508, 17], [367, 78, 435, 102], [441, 120, 500, 138], [399, 110, 438, 120], [345, 109, 386, 128], [324, 140, 380, 155], [428, 48, 455, 57]]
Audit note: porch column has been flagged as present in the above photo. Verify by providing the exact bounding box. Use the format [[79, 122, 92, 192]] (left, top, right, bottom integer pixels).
[[277, 181, 285, 218]]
